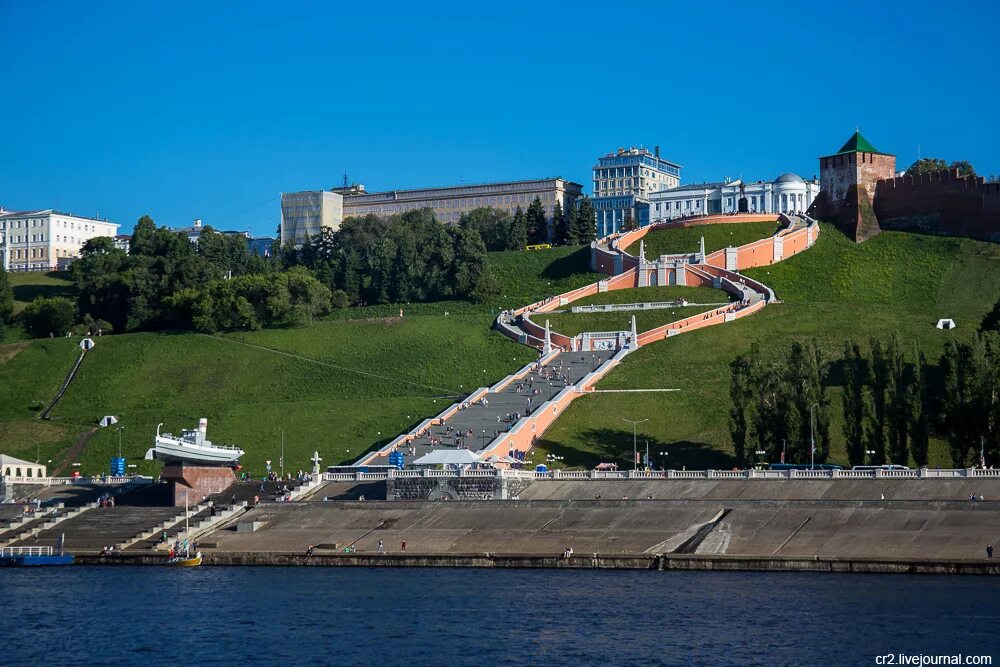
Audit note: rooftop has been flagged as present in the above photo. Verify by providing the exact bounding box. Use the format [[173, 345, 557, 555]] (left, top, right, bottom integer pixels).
[[829, 130, 894, 156], [0, 208, 117, 225], [339, 177, 582, 199]]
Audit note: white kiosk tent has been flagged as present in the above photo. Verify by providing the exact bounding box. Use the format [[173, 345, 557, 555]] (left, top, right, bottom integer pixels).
[[0, 454, 47, 479]]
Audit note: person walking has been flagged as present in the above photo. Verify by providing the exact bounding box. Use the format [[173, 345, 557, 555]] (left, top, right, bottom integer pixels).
[[377, 539, 384, 553], [988, 544, 994, 559]]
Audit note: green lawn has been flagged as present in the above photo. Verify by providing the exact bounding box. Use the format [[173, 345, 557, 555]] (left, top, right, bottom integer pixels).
[[569, 286, 731, 307], [0, 246, 586, 477], [9, 271, 76, 314], [540, 224, 1000, 470], [539, 307, 714, 338], [0, 306, 534, 477], [485, 245, 602, 309], [627, 221, 781, 258]]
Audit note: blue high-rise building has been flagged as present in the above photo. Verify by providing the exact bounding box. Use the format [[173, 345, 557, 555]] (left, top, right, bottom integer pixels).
[[591, 146, 681, 237]]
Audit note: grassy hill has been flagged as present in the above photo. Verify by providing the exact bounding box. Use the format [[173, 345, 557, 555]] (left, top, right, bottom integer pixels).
[[0, 247, 599, 477], [9, 271, 76, 314], [625, 221, 780, 258], [537, 224, 1000, 470], [4, 227, 997, 476]]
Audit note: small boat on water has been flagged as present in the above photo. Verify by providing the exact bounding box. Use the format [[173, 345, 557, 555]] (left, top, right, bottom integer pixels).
[[1, 534, 74, 566], [145, 418, 244, 466], [167, 495, 202, 568]]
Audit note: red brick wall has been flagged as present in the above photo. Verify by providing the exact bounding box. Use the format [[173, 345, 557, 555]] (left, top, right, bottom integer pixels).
[[161, 465, 236, 506], [874, 169, 1000, 240]]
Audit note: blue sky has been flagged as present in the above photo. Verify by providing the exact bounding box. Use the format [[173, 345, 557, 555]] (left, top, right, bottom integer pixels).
[[2, 0, 998, 236]]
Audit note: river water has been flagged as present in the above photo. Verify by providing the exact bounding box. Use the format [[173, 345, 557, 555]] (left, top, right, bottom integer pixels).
[[2, 567, 999, 666]]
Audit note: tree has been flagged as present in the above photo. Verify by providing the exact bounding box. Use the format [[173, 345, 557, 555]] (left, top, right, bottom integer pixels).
[[572, 197, 597, 244], [907, 158, 948, 175], [950, 160, 976, 177], [909, 351, 930, 467], [451, 227, 488, 299], [509, 206, 528, 250], [20, 296, 77, 338], [129, 215, 157, 255], [0, 264, 12, 324], [981, 296, 1000, 333], [459, 207, 515, 251], [551, 201, 570, 246], [867, 337, 890, 465], [525, 197, 548, 245], [842, 340, 869, 467], [885, 334, 910, 466], [729, 354, 755, 466]]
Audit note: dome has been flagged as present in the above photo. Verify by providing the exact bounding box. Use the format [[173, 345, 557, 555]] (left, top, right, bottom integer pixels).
[[774, 173, 805, 184]]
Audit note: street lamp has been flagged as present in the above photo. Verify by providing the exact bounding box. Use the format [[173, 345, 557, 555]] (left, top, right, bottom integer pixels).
[[622, 418, 648, 471], [118, 425, 125, 459], [659, 450, 668, 470], [482, 430, 487, 448]]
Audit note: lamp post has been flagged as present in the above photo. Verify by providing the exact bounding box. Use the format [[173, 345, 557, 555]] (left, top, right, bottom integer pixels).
[[118, 425, 124, 459], [482, 430, 487, 449], [659, 450, 668, 470], [622, 418, 648, 471], [279, 428, 285, 479], [866, 448, 876, 465]]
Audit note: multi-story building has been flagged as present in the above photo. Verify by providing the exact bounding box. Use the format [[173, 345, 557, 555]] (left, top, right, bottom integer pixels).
[[0, 207, 119, 271], [648, 174, 821, 222], [338, 178, 583, 227], [591, 146, 682, 238], [280, 191, 344, 247], [170, 219, 251, 245]]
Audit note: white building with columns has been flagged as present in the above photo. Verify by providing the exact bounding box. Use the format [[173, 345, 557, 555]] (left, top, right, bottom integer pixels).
[[0, 207, 119, 271], [648, 173, 820, 222]]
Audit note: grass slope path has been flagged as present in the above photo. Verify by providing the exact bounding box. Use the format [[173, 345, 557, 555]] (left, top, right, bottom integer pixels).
[[361, 213, 818, 467]]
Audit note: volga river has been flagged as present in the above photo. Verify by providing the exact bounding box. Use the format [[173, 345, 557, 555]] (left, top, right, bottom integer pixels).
[[2, 568, 999, 666]]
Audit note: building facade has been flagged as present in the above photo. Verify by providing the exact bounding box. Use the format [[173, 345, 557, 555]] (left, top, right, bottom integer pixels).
[[0, 208, 119, 271], [339, 178, 582, 227], [592, 147, 682, 237], [280, 191, 344, 247], [648, 174, 821, 223]]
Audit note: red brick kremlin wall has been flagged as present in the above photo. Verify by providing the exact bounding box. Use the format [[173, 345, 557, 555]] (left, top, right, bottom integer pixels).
[[874, 169, 1000, 241]]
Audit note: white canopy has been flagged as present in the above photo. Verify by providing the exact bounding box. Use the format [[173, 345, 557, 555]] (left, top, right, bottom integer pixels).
[[411, 449, 480, 466]]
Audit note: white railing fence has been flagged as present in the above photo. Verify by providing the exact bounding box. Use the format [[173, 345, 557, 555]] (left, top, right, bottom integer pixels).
[[319, 468, 1000, 483]]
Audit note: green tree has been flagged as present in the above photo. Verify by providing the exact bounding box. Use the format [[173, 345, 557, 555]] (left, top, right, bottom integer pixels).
[[867, 337, 890, 465], [509, 206, 528, 250], [886, 334, 910, 466], [842, 340, 869, 467], [550, 202, 570, 246], [459, 207, 515, 251], [950, 160, 976, 177], [129, 215, 157, 255], [907, 158, 948, 175], [572, 197, 597, 244], [909, 351, 930, 467], [451, 226, 488, 298], [0, 264, 12, 325], [20, 296, 77, 338], [526, 196, 548, 244], [729, 354, 755, 466]]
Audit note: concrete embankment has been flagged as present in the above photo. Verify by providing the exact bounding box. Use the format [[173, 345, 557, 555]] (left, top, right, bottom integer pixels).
[[73, 551, 1000, 575]]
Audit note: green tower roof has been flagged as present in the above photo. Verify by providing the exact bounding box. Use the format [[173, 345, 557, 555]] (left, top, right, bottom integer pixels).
[[834, 130, 888, 155]]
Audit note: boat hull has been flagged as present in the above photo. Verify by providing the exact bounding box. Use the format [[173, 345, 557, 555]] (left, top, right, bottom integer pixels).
[[152, 437, 243, 466], [169, 556, 202, 567]]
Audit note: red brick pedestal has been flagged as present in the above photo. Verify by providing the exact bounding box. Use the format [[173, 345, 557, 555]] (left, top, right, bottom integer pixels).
[[161, 464, 236, 506]]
